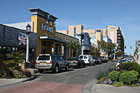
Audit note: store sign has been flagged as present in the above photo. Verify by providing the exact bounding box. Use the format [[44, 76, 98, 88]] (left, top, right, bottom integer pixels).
[[18, 33, 27, 45], [41, 23, 53, 33]]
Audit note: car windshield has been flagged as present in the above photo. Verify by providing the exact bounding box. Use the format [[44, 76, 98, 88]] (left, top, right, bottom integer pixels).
[[119, 60, 127, 63], [69, 57, 77, 60], [80, 56, 83, 59], [38, 56, 50, 60], [95, 58, 98, 60]]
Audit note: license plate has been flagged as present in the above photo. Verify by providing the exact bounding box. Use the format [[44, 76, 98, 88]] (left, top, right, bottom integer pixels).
[[41, 63, 45, 64]]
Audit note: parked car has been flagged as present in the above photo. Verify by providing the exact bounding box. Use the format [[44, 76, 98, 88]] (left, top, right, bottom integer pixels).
[[79, 55, 94, 66], [35, 54, 69, 73], [100, 56, 108, 63], [116, 59, 129, 69], [68, 57, 85, 68], [93, 58, 101, 64]]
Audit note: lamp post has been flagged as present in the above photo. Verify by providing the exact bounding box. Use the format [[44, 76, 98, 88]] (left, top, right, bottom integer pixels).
[[25, 24, 31, 68]]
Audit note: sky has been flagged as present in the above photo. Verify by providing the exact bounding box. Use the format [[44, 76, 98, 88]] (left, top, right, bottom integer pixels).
[[0, 0, 140, 55]]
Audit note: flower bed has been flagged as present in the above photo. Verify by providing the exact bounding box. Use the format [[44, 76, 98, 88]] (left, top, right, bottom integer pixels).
[[97, 62, 140, 87]]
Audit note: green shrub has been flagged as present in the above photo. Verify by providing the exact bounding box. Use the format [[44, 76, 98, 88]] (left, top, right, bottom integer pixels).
[[113, 81, 124, 87], [96, 72, 108, 80], [119, 62, 140, 74], [98, 77, 109, 83], [130, 70, 139, 77], [109, 71, 120, 81], [4, 51, 24, 71], [119, 71, 138, 84]]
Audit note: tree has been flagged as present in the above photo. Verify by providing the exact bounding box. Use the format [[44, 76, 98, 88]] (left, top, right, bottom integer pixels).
[[66, 41, 79, 57], [115, 51, 124, 57], [90, 46, 100, 57], [97, 40, 116, 56]]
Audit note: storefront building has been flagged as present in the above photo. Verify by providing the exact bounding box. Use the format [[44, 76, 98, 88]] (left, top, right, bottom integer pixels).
[[0, 8, 78, 62], [29, 9, 78, 59]]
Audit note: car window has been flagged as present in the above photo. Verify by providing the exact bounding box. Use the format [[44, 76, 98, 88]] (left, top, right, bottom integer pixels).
[[69, 57, 77, 60], [119, 60, 127, 63], [38, 56, 50, 60], [84, 56, 87, 59], [80, 56, 83, 59], [57, 56, 60, 60], [60, 56, 63, 61], [52, 56, 55, 60], [78, 58, 81, 60]]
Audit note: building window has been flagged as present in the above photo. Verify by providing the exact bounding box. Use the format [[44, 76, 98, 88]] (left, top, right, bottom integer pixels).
[[41, 41, 46, 46], [41, 50, 46, 54], [74, 27, 76, 37]]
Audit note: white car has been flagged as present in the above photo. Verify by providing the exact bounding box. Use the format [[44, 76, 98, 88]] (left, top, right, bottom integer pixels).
[[79, 55, 94, 66], [116, 59, 128, 69]]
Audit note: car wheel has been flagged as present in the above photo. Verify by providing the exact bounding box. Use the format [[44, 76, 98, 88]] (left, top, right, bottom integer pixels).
[[83, 63, 85, 68], [76, 64, 80, 68], [65, 65, 69, 71], [38, 69, 44, 73], [53, 65, 59, 73]]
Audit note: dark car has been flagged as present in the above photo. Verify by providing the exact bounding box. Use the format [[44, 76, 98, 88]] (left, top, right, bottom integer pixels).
[[93, 58, 101, 64], [68, 57, 85, 68], [100, 56, 108, 63]]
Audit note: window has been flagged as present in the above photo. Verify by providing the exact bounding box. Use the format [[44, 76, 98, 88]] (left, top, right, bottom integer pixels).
[[74, 27, 76, 37], [52, 56, 55, 60], [41, 50, 46, 54], [38, 56, 50, 60], [41, 41, 46, 46]]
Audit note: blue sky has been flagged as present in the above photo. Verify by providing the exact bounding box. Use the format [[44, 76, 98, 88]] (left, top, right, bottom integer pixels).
[[0, 0, 140, 55]]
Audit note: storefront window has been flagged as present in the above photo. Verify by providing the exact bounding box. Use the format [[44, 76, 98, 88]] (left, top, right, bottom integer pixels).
[[41, 41, 46, 46]]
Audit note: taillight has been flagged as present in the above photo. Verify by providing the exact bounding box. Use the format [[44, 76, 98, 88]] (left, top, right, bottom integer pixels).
[[76, 60, 78, 62], [50, 61, 53, 64], [35, 61, 37, 64], [88, 60, 89, 62]]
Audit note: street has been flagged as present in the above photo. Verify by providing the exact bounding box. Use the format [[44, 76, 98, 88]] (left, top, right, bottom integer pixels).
[[0, 62, 114, 93]]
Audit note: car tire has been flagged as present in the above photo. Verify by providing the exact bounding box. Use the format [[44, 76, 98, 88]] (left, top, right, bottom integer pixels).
[[76, 64, 80, 68], [65, 65, 69, 71], [38, 69, 44, 73], [83, 63, 85, 68], [53, 65, 59, 73]]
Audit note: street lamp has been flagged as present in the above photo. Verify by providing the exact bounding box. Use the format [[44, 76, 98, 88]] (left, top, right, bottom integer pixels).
[[25, 24, 31, 68]]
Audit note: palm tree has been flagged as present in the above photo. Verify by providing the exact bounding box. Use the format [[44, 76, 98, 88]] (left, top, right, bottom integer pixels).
[[66, 41, 79, 57]]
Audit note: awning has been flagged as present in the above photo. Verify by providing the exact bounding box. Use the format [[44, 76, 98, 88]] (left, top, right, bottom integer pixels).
[[40, 36, 68, 44]]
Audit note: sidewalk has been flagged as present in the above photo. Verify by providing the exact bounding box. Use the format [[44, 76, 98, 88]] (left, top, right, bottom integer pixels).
[[0, 78, 28, 86], [82, 79, 140, 93], [0, 68, 38, 89]]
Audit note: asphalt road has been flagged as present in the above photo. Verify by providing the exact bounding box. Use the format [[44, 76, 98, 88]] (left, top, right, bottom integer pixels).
[[0, 62, 115, 93]]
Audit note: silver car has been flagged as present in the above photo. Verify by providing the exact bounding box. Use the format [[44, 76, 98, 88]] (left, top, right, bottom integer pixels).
[[35, 54, 69, 73]]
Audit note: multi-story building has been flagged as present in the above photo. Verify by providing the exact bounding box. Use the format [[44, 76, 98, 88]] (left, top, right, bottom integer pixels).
[[57, 25, 91, 55], [57, 25, 124, 52]]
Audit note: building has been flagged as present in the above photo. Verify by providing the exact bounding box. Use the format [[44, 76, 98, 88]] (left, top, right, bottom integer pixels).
[[76, 33, 91, 55], [57, 25, 91, 55], [0, 9, 78, 62], [0, 24, 36, 60], [57, 25, 124, 52]]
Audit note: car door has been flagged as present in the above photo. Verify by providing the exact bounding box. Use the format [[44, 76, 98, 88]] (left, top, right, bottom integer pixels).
[[59, 56, 65, 68]]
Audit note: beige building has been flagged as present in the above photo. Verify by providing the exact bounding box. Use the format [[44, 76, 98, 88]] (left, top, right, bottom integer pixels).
[[57, 25, 124, 52]]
